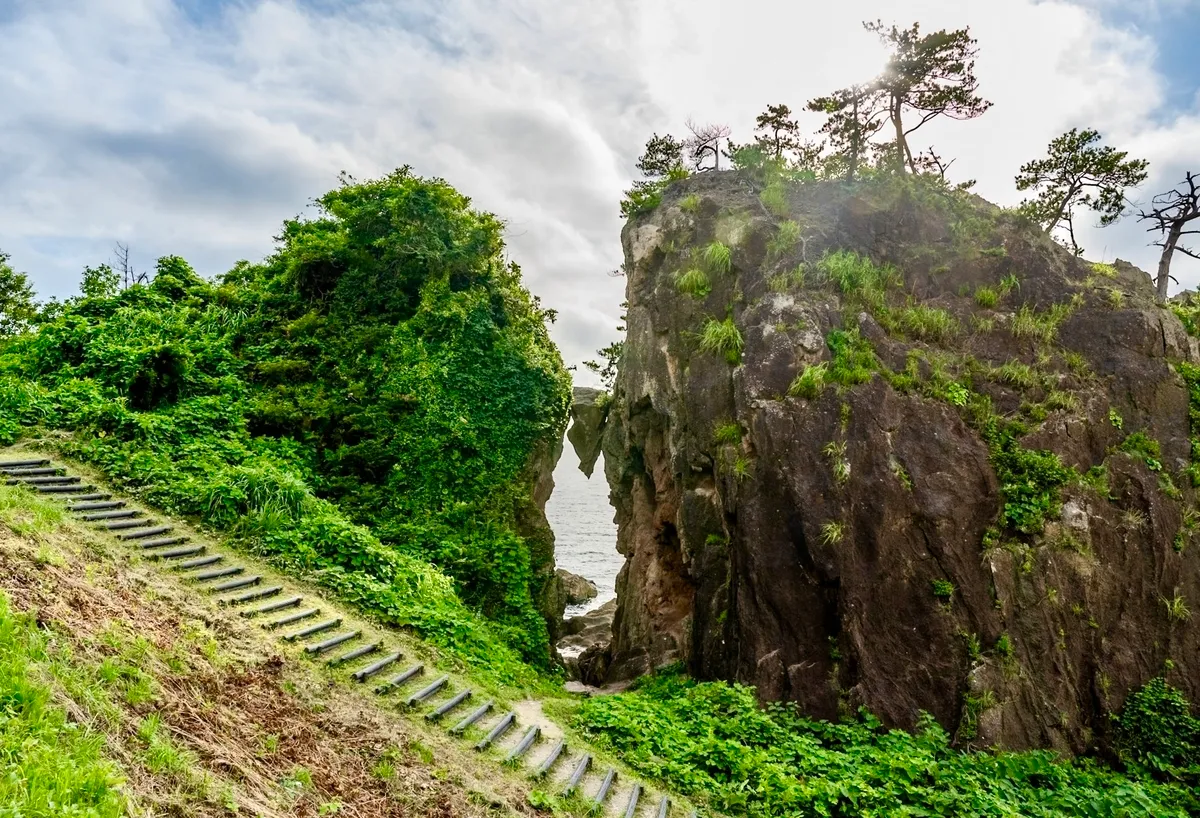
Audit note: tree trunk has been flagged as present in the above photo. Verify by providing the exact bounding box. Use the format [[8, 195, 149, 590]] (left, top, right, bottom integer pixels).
[[848, 95, 860, 182], [1157, 224, 1182, 303], [892, 97, 907, 173]]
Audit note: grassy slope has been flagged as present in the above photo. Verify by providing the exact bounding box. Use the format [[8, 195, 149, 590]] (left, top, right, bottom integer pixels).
[[0, 482, 545, 817]]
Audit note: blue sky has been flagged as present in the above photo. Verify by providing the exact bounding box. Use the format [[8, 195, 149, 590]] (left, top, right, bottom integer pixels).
[[1, 0, 1198, 376]]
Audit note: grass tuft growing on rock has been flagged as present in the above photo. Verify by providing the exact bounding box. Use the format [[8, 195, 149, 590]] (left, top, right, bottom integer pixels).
[[699, 317, 744, 364], [703, 241, 732, 275], [789, 363, 827, 399], [675, 268, 711, 298]]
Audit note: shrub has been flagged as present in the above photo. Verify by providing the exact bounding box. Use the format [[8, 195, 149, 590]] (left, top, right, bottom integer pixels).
[[675, 268, 711, 298], [1114, 677, 1200, 777], [699, 317, 744, 364]]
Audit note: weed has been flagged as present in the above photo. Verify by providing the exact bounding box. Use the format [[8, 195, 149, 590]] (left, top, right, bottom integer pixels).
[[759, 181, 789, 217], [981, 246, 1008, 258], [699, 316, 744, 364], [971, 315, 996, 333], [768, 220, 802, 260], [1162, 591, 1191, 622], [975, 287, 999, 309], [1091, 262, 1117, 279], [703, 241, 733, 274], [1046, 390, 1080, 413], [1011, 302, 1073, 344], [714, 422, 742, 445], [1121, 509, 1148, 531], [789, 363, 827, 399], [679, 194, 701, 213], [732, 456, 752, 481], [1064, 351, 1090, 376], [823, 441, 850, 485], [990, 360, 1039, 389], [997, 274, 1021, 296], [1109, 408, 1124, 430], [931, 579, 955, 602], [820, 521, 845, 545], [899, 305, 959, 342], [1107, 288, 1126, 309], [889, 456, 913, 490], [675, 268, 712, 298]]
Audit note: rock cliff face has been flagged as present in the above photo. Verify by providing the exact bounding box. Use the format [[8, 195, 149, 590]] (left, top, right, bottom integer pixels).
[[577, 171, 1200, 752]]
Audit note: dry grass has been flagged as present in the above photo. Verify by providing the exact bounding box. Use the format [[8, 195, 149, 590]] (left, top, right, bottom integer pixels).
[[0, 518, 533, 818]]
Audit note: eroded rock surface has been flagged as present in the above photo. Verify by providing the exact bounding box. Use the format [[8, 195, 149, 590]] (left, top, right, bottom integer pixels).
[[589, 172, 1200, 752], [568, 387, 609, 477]]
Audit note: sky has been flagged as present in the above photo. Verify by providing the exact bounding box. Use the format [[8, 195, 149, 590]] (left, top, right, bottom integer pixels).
[[1, 0, 1198, 385]]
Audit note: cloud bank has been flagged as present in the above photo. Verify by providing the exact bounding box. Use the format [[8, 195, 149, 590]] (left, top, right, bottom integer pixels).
[[0, 0, 1197, 380]]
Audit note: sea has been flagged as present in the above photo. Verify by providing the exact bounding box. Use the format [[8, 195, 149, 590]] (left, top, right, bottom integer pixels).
[[545, 442, 621, 617]]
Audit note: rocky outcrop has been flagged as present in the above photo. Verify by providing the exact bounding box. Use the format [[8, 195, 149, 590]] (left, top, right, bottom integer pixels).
[[586, 171, 1200, 752], [514, 434, 568, 642], [557, 568, 599, 605], [568, 387, 609, 477]]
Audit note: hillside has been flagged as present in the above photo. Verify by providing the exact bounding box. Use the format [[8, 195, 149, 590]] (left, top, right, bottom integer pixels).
[[571, 169, 1200, 754]]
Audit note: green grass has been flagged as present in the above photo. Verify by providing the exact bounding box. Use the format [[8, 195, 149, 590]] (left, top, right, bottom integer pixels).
[[1091, 262, 1117, 279], [897, 305, 959, 343], [1011, 302, 1073, 345], [767, 220, 801, 260], [819, 250, 899, 313], [974, 287, 998, 309], [990, 360, 1040, 389], [713, 422, 742, 445], [788, 363, 827, 399], [699, 317, 744, 364], [703, 241, 732, 275], [572, 670, 1199, 818], [675, 268, 711, 298], [759, 181, 789, 217], [679, 194, 701, 214], [0, 592, 127, 816]]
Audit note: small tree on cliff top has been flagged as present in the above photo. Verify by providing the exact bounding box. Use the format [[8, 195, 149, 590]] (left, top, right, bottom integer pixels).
[[1138, 171, 1200, 302], [807, 83, 887, 181], [1016, 128, 1149, 256], [0, 252, 37, 337], [865, 20, 992, 174], [621, 133, 687, 218]]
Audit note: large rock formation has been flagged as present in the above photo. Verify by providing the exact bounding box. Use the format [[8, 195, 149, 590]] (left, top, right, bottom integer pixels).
[[575, 171, 1200, 753]]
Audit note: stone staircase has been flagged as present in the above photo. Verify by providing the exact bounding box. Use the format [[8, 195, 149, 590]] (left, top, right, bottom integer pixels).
[[1, 455, 697, 818]]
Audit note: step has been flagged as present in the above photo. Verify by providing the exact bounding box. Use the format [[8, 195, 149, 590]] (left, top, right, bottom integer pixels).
[[282, 617, 340, 641], [80, 508, 137, 520], [117, 524, 173, 540], [505, 726, 540, 764], [209, 575, 260, 593], [137, 536, 188, 549], [220, 584, 283, 607], [36, 484, 95, 493], [264, 607, 320, 629], [327, 642, 380, 668], [593, 769, 618, 808], [104, 518, 155, 531], [563, 754, 591, 794], [426, 689, 471, 721], [304, 630, 360, 655], [405, 675, 448, 708], [450, 700, 494, 736], [242, 596, 302, 618], [0, 466, 61, 476], [623, 783, 642, 818], [188, 565, 244, 582], [532, 739, 566, 779], [147, 545, 205, 561], [351, 650, 401, 682], [375, 663, 423, 694], [0, 458, 49, 468], [475, 712, 516, 751], [72, 500, 127, 513], [171, 555, 222, 571], [8, 475, 79, 485], [67, 493, 111, 503], [656, 795, 670, 818]]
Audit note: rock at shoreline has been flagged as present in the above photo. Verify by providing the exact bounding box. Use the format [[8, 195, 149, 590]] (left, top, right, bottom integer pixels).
[[556, 568, 599, 605]]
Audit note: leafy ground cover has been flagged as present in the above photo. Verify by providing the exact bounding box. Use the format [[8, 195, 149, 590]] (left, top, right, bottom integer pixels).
[[0, 167, 571, 680], [572, 669, 1200, 818]]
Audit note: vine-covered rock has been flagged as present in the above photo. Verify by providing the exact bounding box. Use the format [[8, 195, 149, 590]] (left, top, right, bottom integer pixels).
[[578, 170, 1200, 752]]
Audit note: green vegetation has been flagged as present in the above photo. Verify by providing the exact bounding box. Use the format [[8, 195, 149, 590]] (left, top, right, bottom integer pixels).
[[898, 304, 959, 342], [572, 670, 1198, 817], [819, 521, 844, 545], [679, 193, 702, 213], [713, 422, 742, 445], [0, 169, 571, 683], [931, 578, 955, 601], [1113, 677, 1200, 782], [788, 363, 827, 399], [825, 328, 878, 387], [974, 286, 998, 308], [699, 316, 744, 364], [703, 241, 733, 275], [766, 220, 801, 260], [819, 249, 899, 313], [759, 181, 789, 217], [675, 268, 711, 298], [1011, 302, 1073, 344], [0, 591, 127, 816]]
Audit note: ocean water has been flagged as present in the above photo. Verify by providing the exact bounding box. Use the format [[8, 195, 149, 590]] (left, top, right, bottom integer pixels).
[[546, 442, 621, 617]]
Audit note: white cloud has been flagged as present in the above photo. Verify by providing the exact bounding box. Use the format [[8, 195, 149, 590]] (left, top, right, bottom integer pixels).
[[0, 0, 1197, 381]]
